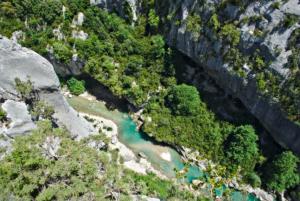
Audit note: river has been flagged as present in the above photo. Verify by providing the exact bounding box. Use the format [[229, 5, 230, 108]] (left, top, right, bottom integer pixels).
[[67, 95, 259, 201]]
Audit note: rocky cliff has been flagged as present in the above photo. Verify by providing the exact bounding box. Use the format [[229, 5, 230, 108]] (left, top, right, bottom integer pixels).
[[95, 0, 300, 154], [0, 36, 96, 139], [154, 0, 300, 155]]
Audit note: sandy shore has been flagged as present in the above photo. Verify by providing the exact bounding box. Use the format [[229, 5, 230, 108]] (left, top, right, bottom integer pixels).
[[65, 90, 169, 180]]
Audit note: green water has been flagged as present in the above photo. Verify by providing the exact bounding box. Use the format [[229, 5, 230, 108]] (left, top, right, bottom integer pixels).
[[67, 96, 202, 181], [67, 96, 260, 200]]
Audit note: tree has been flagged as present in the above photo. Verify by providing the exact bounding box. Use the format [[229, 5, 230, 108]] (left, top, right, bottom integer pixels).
[[166, 84, 201, 116], [224, 125, 259, 173], [220, 24, 241, 46], [67, 77, 86, 96], [52, 42, 72, 63], [148, 9, 159, 29], [264, 151, 299, 193]]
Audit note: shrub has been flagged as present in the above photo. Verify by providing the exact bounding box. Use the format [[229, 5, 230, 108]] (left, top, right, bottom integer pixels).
[[209, 13, 220, 31], [166, 84, 201, 116], [224, 125, 259, 174], [0, 107, 7, 122], [52, 42, 72, 63], [264, 151, 299, 193], [67, 77, 86, 96], [148, 9, 159, 29], [271, 2, 280, 10], [221, 24, 241, 46], [15, 77, 34, 101], [245, 172, 262, 188], [284, 14, 299, 28], [31, 101, 55, 120]]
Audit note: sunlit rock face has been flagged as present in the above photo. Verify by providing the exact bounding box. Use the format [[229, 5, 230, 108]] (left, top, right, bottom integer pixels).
[[155, 0, 300, 154], [0, 36, 96, 138]]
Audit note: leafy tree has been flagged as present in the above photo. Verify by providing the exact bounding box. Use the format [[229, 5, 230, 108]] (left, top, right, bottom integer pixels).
[[148, 9, 159, 29], [52, 42, 72, 63], [224, 125, 259, 173], [245, 172, 262, 188], [166, 84, 201, 116], [220, 24, 241, 46], [0, 2, 16, 17], [67, 77, 85, 96], [264, 151, 300, 193]]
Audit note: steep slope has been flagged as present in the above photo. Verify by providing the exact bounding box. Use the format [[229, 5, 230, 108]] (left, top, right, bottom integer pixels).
[[154, 0, 300, 154], [0, 36, 95, 138]]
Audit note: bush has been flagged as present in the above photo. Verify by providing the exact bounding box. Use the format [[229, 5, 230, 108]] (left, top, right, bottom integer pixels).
[[221, 24, 241, 46], [245, 172, 261, 188], [0, 107, 7, 122], [224, 125, 259, 174], [67, 77, 86, 96], [209, 13, 220, 31], [148, 9, 159, 29], [31, 101, 55, 120], [264, 151, 299, 193], [15, 77, 34, 101], [52, 42, 72, 63], [284, 14, 299, 28], [166, 84, 201, 116]]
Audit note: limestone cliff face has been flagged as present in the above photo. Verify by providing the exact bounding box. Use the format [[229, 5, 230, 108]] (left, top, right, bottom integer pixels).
[[0, 36, 95, 138], [91, 0, 140, 22], [154, 0, 300, 154], [96, 0, 300, 154]]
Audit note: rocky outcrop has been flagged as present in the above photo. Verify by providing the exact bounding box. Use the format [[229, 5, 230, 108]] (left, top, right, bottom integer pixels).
[[84, 0, 300, 154], [1, 100, 36, 137], [0, 36, 96, 139], [154, 0, 300, 154], [90, 0, 140, 22]]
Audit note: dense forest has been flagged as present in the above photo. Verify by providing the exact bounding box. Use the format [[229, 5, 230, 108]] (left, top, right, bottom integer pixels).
[[0, 0, 299, 200]]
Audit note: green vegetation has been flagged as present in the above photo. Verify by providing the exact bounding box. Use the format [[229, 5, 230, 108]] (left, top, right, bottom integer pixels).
[[0, 107, 7, 122], [1, 0, 299, 196], [166, 84, 201, 116], [264, 151, 299, 193], [283, 14, 299, 28], [52, 42, 73, 64], [31, 101, 55, 121], [208, 13, 220, 32], [0, 121, 203, 200], [148, 9, 159, 29], [67, 77, 86, 96], [15, 77, 34, 101], [220, 24, 241, 46], [224, 126, 259, 173], [245, 172, 262, 188], [186, 13, 202, 39]]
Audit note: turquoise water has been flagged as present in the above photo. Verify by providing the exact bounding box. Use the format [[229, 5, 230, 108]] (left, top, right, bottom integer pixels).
[[67, 96, 260, 200], [67, 96, 202, 180]]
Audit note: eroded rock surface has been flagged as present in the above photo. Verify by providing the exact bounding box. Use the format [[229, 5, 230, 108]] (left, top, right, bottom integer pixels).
[[0, 36, 96, 138]]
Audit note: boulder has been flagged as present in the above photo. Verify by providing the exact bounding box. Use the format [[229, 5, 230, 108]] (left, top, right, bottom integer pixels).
[[1, 100, 36, 137], [0, 36, 96, 138]]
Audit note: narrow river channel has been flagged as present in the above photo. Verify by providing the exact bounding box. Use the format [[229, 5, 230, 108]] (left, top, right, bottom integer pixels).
[[67, 96, 259, 201]]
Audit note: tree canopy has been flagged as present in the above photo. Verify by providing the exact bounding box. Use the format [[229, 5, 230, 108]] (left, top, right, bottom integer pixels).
[[166, 84, 201, 116], [264, 151, 299, 192]]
